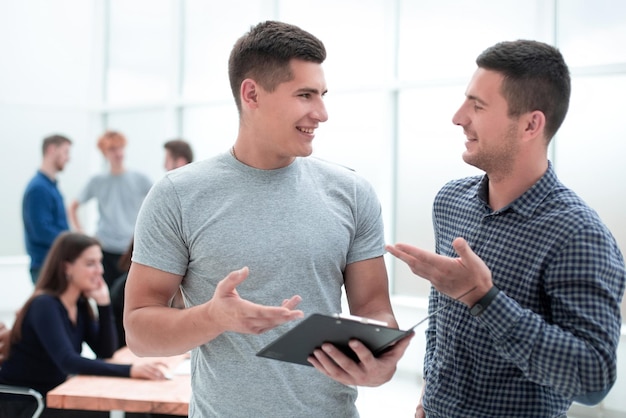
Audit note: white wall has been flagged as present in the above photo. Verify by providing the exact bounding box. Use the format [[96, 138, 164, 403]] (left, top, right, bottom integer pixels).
[[0, 0, 104, 255], [0, 257, 32, 326]]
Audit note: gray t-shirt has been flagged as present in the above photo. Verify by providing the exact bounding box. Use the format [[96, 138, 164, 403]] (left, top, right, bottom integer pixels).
[[133, 152, 386, 418], [77, 170, 152, 253]]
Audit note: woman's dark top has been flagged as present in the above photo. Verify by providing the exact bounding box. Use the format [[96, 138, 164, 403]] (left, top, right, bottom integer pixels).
[[0, 294, 131, 395]]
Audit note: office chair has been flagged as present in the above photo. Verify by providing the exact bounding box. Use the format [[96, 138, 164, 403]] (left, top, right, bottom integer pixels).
[[0, 384, 44, 418]]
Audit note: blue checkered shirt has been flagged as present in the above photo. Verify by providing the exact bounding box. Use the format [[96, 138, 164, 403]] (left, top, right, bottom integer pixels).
[[423, 162, 625, 418]]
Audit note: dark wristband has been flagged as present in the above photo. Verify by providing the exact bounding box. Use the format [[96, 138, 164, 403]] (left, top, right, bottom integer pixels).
[[469, 286, 500, 317]]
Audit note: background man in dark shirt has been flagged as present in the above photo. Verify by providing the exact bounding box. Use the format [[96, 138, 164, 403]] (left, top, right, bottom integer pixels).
[[22, 134, 72, 284]]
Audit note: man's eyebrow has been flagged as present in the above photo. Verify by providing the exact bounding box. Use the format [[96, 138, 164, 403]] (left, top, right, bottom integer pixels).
[[296, 87, 328, 96], [467, 94, 488, 106]]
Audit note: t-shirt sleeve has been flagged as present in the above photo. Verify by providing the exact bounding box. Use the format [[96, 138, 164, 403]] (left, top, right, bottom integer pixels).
[[346, 176, 386, 265], [133, 177, 189, 276], [77, 176, 97, 203]]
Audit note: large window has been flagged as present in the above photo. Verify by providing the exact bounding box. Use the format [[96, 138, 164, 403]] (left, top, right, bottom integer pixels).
[[1, 0, 625, 319], [397, 0, 554, 82], [106, 0, 173, 104], [557, 0, 626, 68], [182, 0, 271, 102], [0, 0, 99, 255]]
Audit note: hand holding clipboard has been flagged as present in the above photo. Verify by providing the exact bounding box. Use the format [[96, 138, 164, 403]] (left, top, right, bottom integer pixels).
[[257, 287, 477, 366]]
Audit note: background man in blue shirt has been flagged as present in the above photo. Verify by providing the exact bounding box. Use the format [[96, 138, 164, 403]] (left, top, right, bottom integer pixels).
[[22, 134, 72, 284], [387, 40, 626, 418]]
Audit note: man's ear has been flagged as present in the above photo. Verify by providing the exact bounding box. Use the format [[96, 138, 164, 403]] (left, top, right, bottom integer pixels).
[[240, 79, 259, 108], [522, 110, 546, 141]]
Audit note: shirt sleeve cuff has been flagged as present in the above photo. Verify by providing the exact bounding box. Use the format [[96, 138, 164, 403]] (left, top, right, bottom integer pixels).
[[475, 291, 524, 341]]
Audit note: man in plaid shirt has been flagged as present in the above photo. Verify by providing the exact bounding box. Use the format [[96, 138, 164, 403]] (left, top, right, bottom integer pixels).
[[387, 40, 626, 418]]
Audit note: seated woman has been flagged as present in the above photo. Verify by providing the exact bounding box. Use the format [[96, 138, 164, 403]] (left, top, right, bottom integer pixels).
[[0, 232, 167, 418]]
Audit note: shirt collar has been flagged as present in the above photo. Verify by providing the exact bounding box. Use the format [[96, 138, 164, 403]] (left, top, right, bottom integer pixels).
[[37, 170, 57, 185], [475, 161, 558, 218]]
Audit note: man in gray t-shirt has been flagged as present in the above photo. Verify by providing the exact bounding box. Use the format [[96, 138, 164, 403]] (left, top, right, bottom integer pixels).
[[69, 130, 152, 287], [124, 21, 412, 418]]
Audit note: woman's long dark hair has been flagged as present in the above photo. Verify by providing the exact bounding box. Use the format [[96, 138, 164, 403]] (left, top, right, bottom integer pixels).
[[10, 232, 101, 344]]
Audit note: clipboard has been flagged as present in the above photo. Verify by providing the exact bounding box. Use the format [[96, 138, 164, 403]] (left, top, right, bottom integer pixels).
[[256, 313, 411, 366], [256, 286, 477, 367]]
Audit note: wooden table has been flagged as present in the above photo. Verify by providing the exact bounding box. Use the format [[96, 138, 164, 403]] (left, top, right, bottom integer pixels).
[[46, 347, 190, 416]]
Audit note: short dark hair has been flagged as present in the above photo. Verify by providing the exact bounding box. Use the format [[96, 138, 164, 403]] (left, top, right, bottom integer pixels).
[[164, 139, 194, 163], [42, 134, 72, 155], [476, 40, 571, 142], [228, 20, 326, 113]]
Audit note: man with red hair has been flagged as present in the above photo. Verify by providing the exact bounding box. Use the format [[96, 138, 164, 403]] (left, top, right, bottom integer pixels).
[[69, 130, 152, 288]]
